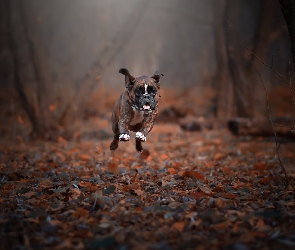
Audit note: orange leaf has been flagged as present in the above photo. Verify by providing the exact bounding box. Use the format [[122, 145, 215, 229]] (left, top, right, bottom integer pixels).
[[79, 181, 92, 187], [160, 154, 168, 160], [222, 167, 231, 172], [212, 221, 229, 230], [180, 170, 191, 178], [213, 152, 224, 161], [134, 207, 143, 212], [190, 192, 207, 198], [172, 161, 182, 168], [107, 162, 119, 175], [140, 149, 150, 160], [253, 163, 267, 170], [220, 193, 237, 199], [178, 170, 185, 177], [73, 207, 89, 218], [167, 168, 175, 175], [86, 185, 99, 192], [260, 178, 270, 184], [172, 222, 185, 232], [79, 154, 92, 161], [191, 171, 205, 180]]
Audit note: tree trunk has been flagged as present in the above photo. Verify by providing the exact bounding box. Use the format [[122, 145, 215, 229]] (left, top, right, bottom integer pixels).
[[249, 0, 278, 71], [213, 0, 233, 119], [279, 0, 295, 72], [6, 0, 58, 139], [18, 1, 59, 138], [225, 0, 253, 117], [6, 0, 49, 138]]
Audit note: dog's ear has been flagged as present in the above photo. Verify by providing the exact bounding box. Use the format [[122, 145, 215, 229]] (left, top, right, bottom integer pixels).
[[119, 68, 135, 89], [151, 70, 164, 88]]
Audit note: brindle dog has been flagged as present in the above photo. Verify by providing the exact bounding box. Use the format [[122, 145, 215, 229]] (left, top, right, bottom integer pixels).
[[110, 68, 163, 152]]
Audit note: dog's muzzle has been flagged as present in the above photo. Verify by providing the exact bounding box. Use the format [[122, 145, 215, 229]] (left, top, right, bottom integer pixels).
[[139, 94, 155, 111]]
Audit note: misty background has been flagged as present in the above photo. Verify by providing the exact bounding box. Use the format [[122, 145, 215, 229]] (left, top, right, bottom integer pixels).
[[0, 0, 293, 140]]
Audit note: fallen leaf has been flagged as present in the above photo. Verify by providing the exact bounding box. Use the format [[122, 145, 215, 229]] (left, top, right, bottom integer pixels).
[[191, 171, 205, 180], [190, 192, 207, 198], [199, 186, 213, 195], [172, 222, 185, 232], [73, 207, 89, 218], [220, 193, 237, 199], [253, 162, 267, 170], [80, 154, 92, 161]]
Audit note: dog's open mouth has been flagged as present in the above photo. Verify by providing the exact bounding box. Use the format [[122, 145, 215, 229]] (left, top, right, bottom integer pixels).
[[140, 105, 151, 111]]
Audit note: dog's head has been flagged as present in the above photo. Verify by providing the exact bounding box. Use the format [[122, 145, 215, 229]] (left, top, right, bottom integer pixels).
[[119, 68, 163, 111]]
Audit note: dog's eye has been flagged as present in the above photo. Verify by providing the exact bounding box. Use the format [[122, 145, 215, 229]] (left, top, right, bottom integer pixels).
[[147, 86, 157, 95], [135, 87, 144, 96]]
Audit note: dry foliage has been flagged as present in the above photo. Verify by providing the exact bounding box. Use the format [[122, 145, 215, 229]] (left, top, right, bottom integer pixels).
[[0, 121, 295, 249]]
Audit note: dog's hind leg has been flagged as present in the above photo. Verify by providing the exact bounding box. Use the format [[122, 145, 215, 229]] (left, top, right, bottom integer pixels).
[[110, 135, 119, 150], [135, 140, 143, 152]]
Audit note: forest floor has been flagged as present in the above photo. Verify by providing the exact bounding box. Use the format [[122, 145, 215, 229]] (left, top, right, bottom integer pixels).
[[0, 119, 295, 250]]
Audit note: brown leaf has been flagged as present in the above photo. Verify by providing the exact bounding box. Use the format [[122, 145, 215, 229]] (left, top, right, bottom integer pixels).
[[191, 171, 205, 180], [253, 162, 267, 170], [212, 221, 230, 230], [108, 161, 119, 175], [213, 152, 224, 161], [172, 222, 185, 232], [190, 192, 207, 198], [139, 149, 150, 160], [220, 193, 237, 199], [22, 191, 35, 199], [167, 168, 175, 175], [260, 178, 270, 184], [160, 154, 169, 160], [79, 181, 92, 187], [72, 207, 89, 218], [86, 185, 99, 192], [79, 154, 92, 161]]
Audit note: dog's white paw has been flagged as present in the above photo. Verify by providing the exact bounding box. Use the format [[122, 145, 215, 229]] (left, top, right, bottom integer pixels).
[[135, 132, 146, 142], [119, 133, 130, 141]]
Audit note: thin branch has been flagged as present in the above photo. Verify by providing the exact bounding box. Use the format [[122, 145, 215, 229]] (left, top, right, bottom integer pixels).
[[251, 59, 289, 189]]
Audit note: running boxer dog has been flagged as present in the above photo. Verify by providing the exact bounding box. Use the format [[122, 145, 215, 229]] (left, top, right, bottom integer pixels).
[[110, 68, 163, 152]]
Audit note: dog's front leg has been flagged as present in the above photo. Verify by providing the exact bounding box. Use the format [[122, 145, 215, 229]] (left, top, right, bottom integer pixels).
[[135, 112, 157, 146], [118, 119, 131, 141]]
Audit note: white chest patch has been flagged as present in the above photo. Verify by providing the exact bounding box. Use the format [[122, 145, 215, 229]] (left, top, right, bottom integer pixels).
[[130, 108, 144, 125]]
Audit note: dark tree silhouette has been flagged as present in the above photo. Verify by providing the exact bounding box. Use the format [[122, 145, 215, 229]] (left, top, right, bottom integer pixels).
[[279, 0, 295, 72]]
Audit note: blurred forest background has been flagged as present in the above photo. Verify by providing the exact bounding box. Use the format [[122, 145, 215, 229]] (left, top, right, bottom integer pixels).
[[0, 0, 294, 141]]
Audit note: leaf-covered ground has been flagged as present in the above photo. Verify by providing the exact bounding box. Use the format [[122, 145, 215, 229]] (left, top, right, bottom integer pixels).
[[0, 123, 295, 250]]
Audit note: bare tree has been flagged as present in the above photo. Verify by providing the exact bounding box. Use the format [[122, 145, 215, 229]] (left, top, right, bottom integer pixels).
[[6, 0, 54, 138], [213, 0, 233, 119]]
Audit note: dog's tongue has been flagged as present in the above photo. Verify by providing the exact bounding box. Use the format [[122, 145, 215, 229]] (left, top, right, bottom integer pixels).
[[143, 105, 150, 110]]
